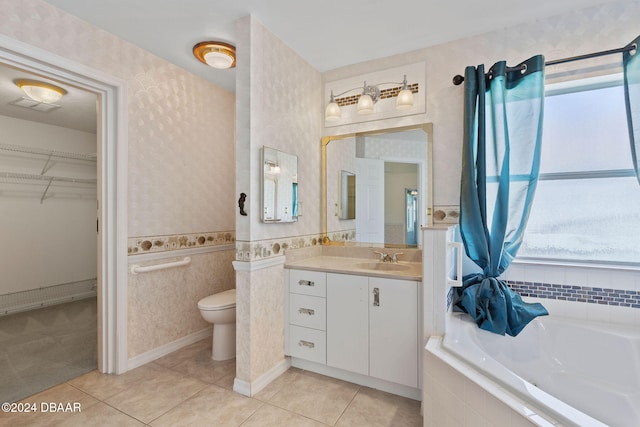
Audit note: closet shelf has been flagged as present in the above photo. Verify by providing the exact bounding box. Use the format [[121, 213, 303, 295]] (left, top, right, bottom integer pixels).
[[0, 143, 97, 162], [0, 172, 97, 185], [0, 172, 97, 204]]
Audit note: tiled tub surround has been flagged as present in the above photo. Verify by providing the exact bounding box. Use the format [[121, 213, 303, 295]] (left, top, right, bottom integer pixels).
[[506, 280, 640, 309], [501, 262, 640, 326]]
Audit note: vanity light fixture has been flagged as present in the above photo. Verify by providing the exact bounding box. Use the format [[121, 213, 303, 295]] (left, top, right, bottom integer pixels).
[[325, 75, 415, 121], [193, 41, 236, 69], [14, 79, 67, 104]]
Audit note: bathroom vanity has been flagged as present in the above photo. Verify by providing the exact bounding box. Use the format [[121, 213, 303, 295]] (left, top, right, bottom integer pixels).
[[284, 254, 422, 400]]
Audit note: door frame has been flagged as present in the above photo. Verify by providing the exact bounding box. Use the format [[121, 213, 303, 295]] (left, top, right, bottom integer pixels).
[[0, 35, 129, 374]]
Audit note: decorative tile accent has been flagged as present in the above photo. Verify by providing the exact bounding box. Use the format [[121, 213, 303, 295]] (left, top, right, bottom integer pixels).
[[325, 230, 357, 244], [335, 83, 419, 107], [128, 231, 235, 255], [433, 205, 460, 225], [507, 280, 640, 309], [235, 233, 324, 261], [324, 62, 426, 127]]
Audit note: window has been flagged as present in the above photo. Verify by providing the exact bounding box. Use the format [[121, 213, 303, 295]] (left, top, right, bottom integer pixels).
[[519, 75, 640, 265]]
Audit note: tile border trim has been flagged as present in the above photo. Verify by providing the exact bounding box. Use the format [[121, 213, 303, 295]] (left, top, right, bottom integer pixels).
[[128, 231, 235, 255], [507, 280, 640, 309]]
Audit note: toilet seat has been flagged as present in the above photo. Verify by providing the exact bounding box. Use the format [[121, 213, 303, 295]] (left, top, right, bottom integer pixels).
[[198, 289, 236, 311]]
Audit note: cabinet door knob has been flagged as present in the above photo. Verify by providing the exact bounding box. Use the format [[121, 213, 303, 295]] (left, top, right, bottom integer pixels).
[[298, 340, 315, 349], [298, 280, 315, 287], [373, 287, 380, 306], [298, 307, 315, 315]]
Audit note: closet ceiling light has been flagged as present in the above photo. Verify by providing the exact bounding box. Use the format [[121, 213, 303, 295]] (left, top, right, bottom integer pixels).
[[14, 79, 67, 104], [193, 41, 236, 69]]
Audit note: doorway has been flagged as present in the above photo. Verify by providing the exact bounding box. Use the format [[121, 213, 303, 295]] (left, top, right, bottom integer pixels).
[[405, 188, 418, 246], [0, 37, 128, 384], [0, 63, 99, 402]]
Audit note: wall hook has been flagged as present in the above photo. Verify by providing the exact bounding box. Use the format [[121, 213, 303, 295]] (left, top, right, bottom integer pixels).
[[238, 192, 247, 216]]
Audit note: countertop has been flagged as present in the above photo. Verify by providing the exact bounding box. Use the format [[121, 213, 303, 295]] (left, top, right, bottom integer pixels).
[[284, 255, 422, 281]]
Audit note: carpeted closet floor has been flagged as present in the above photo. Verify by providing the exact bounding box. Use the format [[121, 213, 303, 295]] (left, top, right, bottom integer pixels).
[[0, 297, 97, 403]]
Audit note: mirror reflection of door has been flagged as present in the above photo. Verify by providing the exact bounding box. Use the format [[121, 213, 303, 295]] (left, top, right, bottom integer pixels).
[[405, 189, 418, 246], [263, 177, 277, 220], [355, 158, 384, 243]]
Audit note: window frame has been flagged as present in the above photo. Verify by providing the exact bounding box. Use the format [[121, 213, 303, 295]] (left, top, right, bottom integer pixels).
[[516, 72, 640, 268]]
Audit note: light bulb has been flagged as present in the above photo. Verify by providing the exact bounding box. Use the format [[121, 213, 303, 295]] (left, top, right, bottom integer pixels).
[[357, 94, 374, 114], [396, 89, 414, 110]]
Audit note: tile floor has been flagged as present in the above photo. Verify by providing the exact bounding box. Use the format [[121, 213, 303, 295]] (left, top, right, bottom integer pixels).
[[0, 337, 423, 426]]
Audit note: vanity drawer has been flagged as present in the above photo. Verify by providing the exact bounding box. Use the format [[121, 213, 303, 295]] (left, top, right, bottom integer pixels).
[[289, 325, 326, 364], [289, 294, 326, 331], [289, 269, 326, 297]]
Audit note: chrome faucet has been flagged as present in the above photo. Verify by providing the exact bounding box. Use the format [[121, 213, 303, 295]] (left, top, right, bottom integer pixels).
[[373, 251, 391, 262], [392, 252, 404, 263]]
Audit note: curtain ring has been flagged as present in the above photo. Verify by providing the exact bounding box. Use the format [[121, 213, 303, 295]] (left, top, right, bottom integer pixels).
[[520, 63, 528, 74]]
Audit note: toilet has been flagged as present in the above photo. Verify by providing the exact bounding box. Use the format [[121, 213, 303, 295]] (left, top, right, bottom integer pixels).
[[197, 289, 236, 361]]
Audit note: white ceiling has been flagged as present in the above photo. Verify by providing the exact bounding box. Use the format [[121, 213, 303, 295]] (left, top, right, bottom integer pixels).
[[1, 0, 620, 133], [43, 0, 619, 93]]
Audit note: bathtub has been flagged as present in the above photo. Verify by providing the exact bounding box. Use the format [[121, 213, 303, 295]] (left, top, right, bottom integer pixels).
[[429, 313, 640, 427]]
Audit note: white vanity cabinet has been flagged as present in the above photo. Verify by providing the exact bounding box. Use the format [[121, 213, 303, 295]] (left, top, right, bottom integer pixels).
[[326, 273, 369, 375], [326, 273, 418, 388], [368, 276, 418, 388], [286, 267, 420, 394], [287, 269, 327, 364]]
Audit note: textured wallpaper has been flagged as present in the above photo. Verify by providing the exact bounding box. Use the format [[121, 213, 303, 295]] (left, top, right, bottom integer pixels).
[[0, 0, 236, 238], [322, 0, 640, 207], [235, 16, 323, 245], [128, 249, 236, 358], [0, 0, 237, 363]]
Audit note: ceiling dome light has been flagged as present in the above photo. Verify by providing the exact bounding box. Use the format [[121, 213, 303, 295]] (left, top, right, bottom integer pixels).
[[15, 79, 67, 104], [193, 41, 236, 69]]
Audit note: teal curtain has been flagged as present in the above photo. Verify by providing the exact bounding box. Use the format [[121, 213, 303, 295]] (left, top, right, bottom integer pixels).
[[455, 55, 548, 336], [624, 37, 640, 185]]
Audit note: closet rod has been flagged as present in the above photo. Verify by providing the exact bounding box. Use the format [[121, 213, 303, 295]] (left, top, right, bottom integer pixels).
[[451, 43, 637, 85], [0, 143, 97, 162]]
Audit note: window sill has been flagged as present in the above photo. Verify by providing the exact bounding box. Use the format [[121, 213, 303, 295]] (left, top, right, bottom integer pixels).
[[513, 257, 640, 272]]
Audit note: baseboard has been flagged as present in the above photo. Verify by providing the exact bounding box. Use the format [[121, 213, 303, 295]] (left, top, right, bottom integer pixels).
[[291, 357, 421, 401], [0, 278, 97, 316], [127, 327, 211, 370], [233, 357, 291, 397]]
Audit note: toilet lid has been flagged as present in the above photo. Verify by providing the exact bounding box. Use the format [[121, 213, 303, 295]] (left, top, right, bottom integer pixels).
[[198, 289, 236, 310]]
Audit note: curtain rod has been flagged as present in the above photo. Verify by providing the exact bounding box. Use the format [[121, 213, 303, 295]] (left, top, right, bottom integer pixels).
[[451, 43, 637, 86]]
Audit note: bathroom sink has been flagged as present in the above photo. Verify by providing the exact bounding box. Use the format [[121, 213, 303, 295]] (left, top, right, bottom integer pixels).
[[355, 262, 410, 272]]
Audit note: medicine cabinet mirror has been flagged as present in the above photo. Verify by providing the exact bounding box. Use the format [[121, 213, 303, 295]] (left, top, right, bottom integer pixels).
[[261, 146, 298, 223]]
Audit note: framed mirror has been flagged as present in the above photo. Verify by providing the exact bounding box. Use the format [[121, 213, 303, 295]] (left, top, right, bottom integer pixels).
[[261, 146, 298, 223], [322, 123, 432, 247]]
